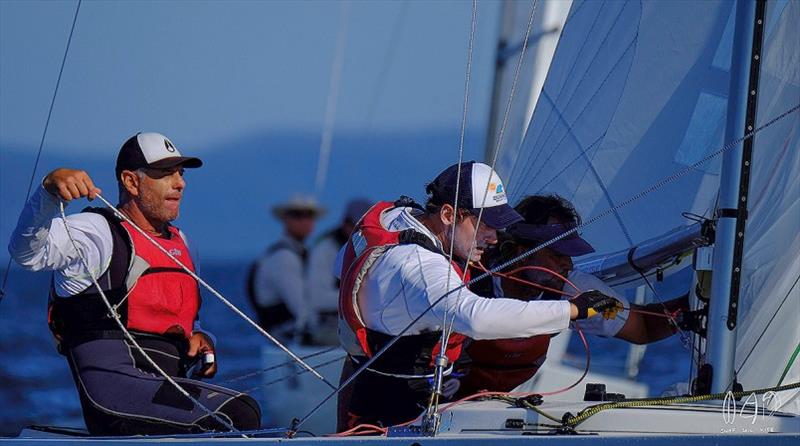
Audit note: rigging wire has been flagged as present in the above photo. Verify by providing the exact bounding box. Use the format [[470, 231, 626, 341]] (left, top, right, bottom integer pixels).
[[634, 269, 697, 353], [363, 0, 409, 130], [57, 202, 242, 436], [281, 103, 799, 435], [91, 194, 335, 390], [427, 0, 478, 429], [427, 0, 540, 432], [440, 0, 540, 367], [240, 355, 346, 394], [314, 0, 351, 198], [0, 0, 82, 306], [217, 346, 339, 386]]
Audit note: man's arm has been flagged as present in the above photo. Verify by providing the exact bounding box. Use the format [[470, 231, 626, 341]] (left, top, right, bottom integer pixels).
[[569, 270, 687, 344], [615, 295, 689, 344], [10, 177, 108, 268], [401, 246, 573, 339]]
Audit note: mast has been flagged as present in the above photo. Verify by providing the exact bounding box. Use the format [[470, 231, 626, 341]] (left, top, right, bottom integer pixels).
[[484, 1, 515, 163], [705, 0, 765, 394]]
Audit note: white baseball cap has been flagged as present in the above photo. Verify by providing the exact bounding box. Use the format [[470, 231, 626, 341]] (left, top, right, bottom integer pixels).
[[115, 132, 202, 177], [426, 161, 523, 229]]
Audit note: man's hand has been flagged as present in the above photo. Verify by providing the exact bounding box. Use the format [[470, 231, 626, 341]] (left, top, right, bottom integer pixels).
[[43, 168, 102, 201], [570, 290, 624, 320], [188, 332, 217, 378]]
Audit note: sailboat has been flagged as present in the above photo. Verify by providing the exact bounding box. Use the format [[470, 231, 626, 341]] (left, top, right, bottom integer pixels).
[[7, 0, 800, 443]]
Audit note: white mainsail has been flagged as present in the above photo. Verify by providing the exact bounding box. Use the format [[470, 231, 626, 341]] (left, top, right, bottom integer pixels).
[[494, 0, 798, 412], [734, 0, 799, 414]]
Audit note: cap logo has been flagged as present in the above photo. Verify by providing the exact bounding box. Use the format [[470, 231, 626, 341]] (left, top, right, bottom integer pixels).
[[489, 182, 504, 194], [164, 139, 176, 153]]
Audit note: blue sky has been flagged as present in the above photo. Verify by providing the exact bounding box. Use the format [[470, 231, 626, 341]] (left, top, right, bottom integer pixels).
[[1, 0, 503, 261]]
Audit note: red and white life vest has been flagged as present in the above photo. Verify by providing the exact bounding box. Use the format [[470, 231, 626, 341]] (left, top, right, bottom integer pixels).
[[337, 201, 467, 376], [120, 221, 199, 337], [48, 207, 200, 346]]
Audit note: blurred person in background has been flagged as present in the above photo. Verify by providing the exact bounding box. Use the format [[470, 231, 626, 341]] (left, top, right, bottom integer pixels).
[[248, 195, 324, 343], [306, 198, 373, 345]]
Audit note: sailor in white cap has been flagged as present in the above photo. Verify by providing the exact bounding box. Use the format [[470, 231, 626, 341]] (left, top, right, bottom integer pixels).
[[334, 161, 624, 430], [247, 195, 325, 341], [8, 132, 261, 435]]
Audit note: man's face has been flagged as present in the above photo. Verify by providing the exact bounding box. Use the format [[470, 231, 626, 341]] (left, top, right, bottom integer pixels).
[[135, 166, 186, 224], [283, 210, 316, 241], [450, 212, 498, 263], [520, 215, 574, 293], [521, 246, 574, 292]]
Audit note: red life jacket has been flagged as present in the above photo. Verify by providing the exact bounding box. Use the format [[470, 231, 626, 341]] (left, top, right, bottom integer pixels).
[[48, 207, 201, 347], [337, 200, 467, 376], [121, 220, 199, 337], [460, 335, 551, 395]]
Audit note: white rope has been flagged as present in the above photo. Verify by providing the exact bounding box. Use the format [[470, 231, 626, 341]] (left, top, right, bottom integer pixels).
[[314, 0, 351, 198], [57, 202, 243, 436], [93, 194, 335, 389]]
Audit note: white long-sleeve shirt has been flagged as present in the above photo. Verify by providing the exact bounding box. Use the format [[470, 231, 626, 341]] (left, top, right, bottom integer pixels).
[[8, 184, 211, 337], [350, 207, 572, 340], [492, 270, 629, 337], [307, 233, 342, 313], [252, 235, 309, 330]]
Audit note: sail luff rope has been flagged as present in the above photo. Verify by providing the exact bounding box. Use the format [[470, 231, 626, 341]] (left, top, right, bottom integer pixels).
[[0, 0, 82, 306], [314, 0, 350, 198], [283, 103, 798, 435], [92, 195, 335, 389], [57, 202, 243, 436]]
